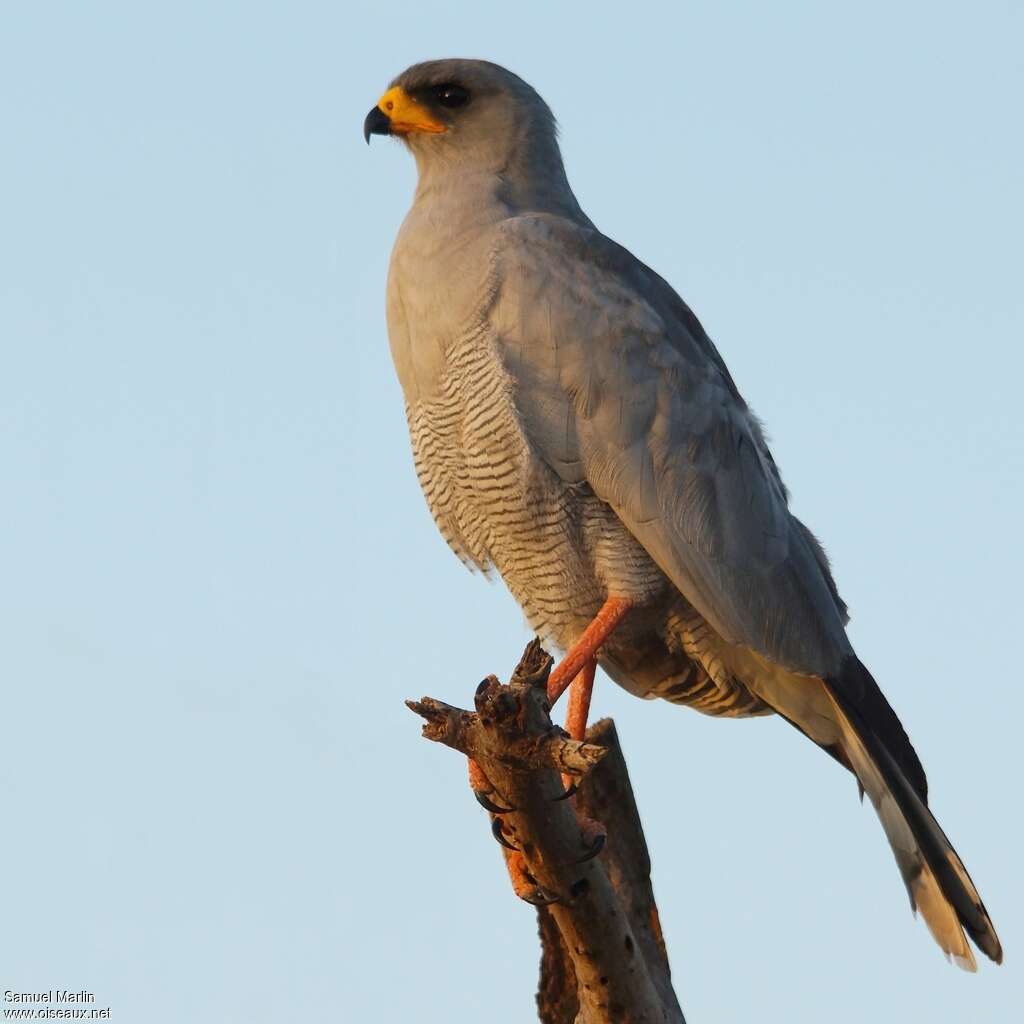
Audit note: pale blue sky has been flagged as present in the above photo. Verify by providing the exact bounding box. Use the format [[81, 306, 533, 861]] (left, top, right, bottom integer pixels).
[[2, 2, 1021, 1021]]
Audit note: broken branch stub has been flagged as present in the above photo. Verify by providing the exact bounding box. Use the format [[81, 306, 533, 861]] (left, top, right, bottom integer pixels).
[[406, 641, 607, 778], [406, 639, 684, 1024]]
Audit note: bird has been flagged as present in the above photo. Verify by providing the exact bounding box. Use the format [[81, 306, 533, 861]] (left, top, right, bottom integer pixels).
[[363, 58, 1001, 970]]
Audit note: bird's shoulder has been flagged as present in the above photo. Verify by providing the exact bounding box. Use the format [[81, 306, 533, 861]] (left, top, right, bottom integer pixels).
[[488, 212, 771, 514], [492, 213, 742, 393]]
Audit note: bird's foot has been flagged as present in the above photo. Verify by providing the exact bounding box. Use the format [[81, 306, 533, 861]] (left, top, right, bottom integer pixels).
[[553, 778, 578, 801], [468, 757, 514, 814], [470, 759, 604, 904], [490, 816, 518, 851], [468, 648, 611, 906], [504, 849, 560, 905]]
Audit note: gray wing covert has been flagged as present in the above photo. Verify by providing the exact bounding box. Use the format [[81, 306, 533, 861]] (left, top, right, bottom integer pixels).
[[489, 214, 851, 678]]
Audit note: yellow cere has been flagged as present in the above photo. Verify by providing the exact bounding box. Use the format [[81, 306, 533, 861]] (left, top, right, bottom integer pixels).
[[376, 87, 447, 135]]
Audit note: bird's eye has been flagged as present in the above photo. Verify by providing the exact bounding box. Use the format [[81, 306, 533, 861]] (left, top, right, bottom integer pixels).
[[431, 83, 470, 109]]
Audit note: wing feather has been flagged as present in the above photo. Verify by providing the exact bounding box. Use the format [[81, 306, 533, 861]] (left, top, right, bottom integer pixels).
[[491, 213, 850, 677]]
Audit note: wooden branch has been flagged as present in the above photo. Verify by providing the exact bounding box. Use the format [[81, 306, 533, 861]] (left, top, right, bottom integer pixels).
[[408, 640, 685, 1024], [406, 695, 607, 775], [572, 719, 683, 1022]]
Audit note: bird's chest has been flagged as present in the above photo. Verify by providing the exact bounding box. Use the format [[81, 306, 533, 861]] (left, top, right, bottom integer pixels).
[[387, 212, 665, 646], [404, 322, 552, 574], [403, 325, 665, 648]]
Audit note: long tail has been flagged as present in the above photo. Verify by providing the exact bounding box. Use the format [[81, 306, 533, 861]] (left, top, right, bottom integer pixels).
[[754, 654, 1002, 969]]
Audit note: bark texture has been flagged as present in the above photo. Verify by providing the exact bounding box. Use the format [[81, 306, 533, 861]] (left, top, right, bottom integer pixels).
[[408, 640, 685, 1024]]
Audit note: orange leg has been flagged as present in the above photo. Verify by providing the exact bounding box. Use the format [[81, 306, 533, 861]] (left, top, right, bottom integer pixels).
[[561, 657, 597, 794], [566, 657, 608, 863], [546, 596, 632, 705], [565, 658, 598, 741]]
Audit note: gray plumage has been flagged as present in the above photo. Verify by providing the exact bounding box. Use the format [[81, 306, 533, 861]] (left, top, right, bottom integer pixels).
[[370, 58, 1001, 968]]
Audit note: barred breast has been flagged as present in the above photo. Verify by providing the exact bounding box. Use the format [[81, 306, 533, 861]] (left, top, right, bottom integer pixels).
[[406, 314, 658, 638], [404, 315, 770, 719]]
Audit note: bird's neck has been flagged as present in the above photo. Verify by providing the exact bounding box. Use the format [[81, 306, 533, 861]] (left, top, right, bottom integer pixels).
[[411, 135, 589, 225]]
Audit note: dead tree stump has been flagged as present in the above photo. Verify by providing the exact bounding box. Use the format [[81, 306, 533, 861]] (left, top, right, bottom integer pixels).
[[408, 639, 685, 1024]]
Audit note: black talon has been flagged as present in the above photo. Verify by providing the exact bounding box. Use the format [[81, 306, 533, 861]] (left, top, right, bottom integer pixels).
[[474, 790, 514, 814], [491, 817, 518, 851], [552, 780, 578, 801], [521, 887, 560, 906], [572, 832, 606, 864]]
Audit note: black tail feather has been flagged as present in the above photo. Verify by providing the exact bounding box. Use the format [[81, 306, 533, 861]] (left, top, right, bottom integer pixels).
[[826, 677, 1002, 965], [828, 655, 928, 804]]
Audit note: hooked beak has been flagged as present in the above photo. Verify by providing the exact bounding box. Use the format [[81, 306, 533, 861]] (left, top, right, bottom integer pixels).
[[363, 106, 391, 144]]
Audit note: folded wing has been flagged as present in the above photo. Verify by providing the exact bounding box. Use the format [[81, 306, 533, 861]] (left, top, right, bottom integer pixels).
[[491, 212, 849, 678]]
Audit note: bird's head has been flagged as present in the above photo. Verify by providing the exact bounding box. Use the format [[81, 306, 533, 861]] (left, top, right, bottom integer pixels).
[[363, 59, 566, 192]]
